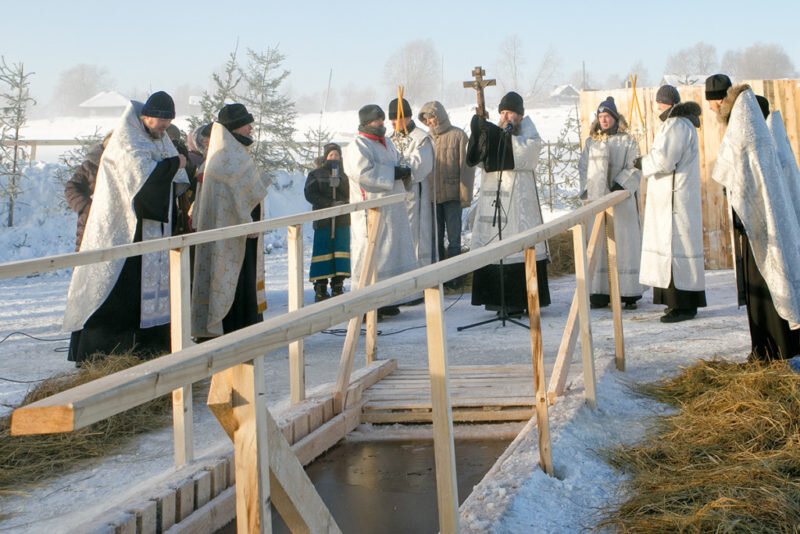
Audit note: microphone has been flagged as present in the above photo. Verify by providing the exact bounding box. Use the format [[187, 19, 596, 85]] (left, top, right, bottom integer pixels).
[[502, 123, 513, 134]]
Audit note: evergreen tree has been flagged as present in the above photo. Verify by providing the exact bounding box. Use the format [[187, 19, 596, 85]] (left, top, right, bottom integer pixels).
[[0, 57, 36, 227], [187, 46, 242, 131], [239, 47, 298, 177], [296, 125, 332, 173]]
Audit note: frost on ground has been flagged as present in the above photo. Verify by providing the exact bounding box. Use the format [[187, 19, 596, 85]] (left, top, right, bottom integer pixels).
[[0, 106, 751, 532]]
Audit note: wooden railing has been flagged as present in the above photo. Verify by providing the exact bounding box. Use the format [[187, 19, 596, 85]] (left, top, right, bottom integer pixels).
[[8, 190, 631, 533]]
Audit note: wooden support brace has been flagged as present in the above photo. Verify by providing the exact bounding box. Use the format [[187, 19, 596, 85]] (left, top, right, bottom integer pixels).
[[423, 285, 460, 534], [571, 222, 597, 410], [207, 366, 341, 534], [287, 224, 306, 405], [524, 249, 553, 476], [169, 246, 194, 467], [365, 267, 378, 365], [547, 213, 605, 404], [604, 208, 625, 371], [333, 208, 383, 413]]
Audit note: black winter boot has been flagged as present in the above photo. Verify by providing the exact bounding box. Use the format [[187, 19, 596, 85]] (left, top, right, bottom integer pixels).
[[314, 280, 330, 302], [331, 276, 346, 297]]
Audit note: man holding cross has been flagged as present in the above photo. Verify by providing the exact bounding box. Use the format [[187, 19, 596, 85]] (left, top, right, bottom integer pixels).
[[466, 89, 550, 317]]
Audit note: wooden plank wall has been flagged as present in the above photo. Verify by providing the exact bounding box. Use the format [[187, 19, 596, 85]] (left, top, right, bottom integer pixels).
[[579, 79, 800, 270]]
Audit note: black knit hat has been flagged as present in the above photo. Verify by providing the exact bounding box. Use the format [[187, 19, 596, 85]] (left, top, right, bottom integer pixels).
[[498, 91, 524, 115], [756, 95, 770, 119], [323, 142, 342, 159], [705, 74, 732, 100], [597, 96, 619, 120], [359, 104, 385, 126], [141, 91, 175, 119], [388, 98, 412, 120], [656, 85, 680, 106], [218, 103, 254, 131]]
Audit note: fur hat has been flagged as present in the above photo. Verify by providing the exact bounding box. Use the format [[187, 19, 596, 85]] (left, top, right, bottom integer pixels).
[[597, 96, 618, 120], [358, 104, 385, 126], [323, 142, 342, 159], [141, 91, 175, 119], [705, 74, 732, 100], [498, 91, 524, 115], [756, 95, 770, 119], [388, 98, 412, 120], [656, 85, 681, 106], [218, 103, 254, 131]]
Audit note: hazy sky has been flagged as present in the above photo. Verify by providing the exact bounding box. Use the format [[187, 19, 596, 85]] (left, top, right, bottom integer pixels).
[[3, 0, 798, 108]]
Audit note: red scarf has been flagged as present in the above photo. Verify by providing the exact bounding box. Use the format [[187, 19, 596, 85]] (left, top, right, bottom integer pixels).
[[359, 131, 386, 147]]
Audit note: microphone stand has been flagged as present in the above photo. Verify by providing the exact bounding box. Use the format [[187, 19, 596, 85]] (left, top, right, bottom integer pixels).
[[458, 125, 529, 331]]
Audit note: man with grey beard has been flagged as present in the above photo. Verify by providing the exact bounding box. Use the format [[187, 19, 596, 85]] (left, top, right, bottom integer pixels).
[[467, 91, 550, 318]]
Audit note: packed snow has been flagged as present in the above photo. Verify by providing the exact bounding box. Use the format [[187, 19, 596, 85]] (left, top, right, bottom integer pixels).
[[0, 106, 750, 533]]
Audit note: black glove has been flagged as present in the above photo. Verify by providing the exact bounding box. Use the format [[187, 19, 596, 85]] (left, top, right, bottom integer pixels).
[[633, 156, 642, 170], [610, 182, 625, 192], [394, 166, 411, 180]]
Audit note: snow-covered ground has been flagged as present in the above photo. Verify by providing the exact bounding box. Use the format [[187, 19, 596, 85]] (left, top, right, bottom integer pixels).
[[0, 107, 751, 532]]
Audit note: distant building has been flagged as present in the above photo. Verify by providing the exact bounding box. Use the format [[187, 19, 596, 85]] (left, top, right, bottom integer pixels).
[[549, 84, 580, 103], [659, 74, 711, 87], [78, 91, 130, 116]]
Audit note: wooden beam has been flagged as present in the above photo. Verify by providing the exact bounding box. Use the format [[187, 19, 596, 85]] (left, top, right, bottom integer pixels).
[[524, 249, 553, 476], [365, 267, 378, 365], [207, 364, 340, 533], [287, 225, 305, 404], [10, 193, 629, 436], [604, 208, 625, 371], [169, 246, 193, 467], [547, 212, 605, 404], [424, 285, 460, 534], [333, 208, 383, 413], [0, 193, 412, 281], [571, 222, 597, 410], [230, 358, 272, 534]]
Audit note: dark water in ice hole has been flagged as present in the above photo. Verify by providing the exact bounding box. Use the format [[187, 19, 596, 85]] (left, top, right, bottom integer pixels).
[[217, 438, 511, 534]]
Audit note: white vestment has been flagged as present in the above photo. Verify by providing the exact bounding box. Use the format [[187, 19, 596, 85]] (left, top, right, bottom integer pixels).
[[470, 116, 548, 264], [63, 101, 187, 332]]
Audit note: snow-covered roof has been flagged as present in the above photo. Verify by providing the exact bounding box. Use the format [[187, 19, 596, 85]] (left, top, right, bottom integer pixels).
[[660, 74, 711, 87], [550, 84, 580, 98], [78, 91, 130, 109]]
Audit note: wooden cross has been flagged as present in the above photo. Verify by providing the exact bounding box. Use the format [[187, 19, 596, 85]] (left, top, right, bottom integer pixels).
[[463, 66, 496, 118]]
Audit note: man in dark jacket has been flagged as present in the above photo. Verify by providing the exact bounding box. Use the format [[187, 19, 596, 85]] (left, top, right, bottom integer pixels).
[[304, 143, 351, 301], [64, 141, 105, 251]]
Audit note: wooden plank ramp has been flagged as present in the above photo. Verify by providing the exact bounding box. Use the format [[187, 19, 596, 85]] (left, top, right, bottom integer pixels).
[[361, 365, 535, 424]]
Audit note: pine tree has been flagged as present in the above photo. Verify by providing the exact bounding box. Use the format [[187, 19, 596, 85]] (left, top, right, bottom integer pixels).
[[239, 47, 298, 178], [187, 45, 242, 131], [296, 125, 332, 173], [0, 57, 36, 227]]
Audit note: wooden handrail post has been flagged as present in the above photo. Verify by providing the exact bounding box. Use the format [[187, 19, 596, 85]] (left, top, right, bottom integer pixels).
[[524, 249, 553, 476], [365, 265, 378, 365], [571, 222, 597, 410], [605, 208, 625, 371], [287, 224, 305, 405], [232, 357, 272, 533], [169, 246, 193, 467], [333, 207, 383, 413], [547, 212, 605, 404], [424, 285, 459, 534]]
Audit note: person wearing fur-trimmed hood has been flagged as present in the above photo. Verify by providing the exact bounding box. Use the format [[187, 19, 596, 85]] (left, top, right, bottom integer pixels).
[[191, 104, 269, 338], [638, 85, 707, 323], [578, 96, 643, 310], [467, 91, 550, 316], [706, 74, 800, 361]]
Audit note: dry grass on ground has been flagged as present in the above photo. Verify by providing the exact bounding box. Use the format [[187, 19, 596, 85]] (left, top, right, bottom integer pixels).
[[600, 359, 800, 533], [0, 353, 172, 491], [546, 231, 575, 278]]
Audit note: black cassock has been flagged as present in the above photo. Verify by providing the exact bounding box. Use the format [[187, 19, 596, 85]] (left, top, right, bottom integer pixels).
[[732, 211, 800, 361], [466, 115, 550, 314], [68, 157, 180, 364]]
